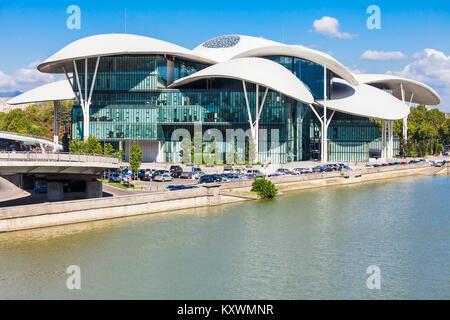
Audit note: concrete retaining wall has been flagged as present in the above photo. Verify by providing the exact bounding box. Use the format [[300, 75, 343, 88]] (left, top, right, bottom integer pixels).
[[0, 163, 446, 233]]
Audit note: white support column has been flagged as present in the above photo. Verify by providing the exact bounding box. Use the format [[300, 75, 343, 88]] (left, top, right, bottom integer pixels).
[[381, 121, 387, 159], [308, 104, 324, 161], [53, 101, 59, 151], [388, 120, 394, 159], [242, 80, 254, 139], [72, 57, 101, 141], [322, 67, 327, 163], [255, 84, 259, 156], [84, 58, 89, 140]]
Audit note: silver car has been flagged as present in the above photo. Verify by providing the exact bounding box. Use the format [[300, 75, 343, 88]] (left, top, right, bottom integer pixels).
[[153, 174, 173, 182]]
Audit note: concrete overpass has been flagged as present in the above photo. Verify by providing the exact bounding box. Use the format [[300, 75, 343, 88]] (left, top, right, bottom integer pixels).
[[0, 152, 119, 201]]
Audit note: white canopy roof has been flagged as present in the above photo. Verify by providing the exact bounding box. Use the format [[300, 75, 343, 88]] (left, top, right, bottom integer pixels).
[[193, 35, 282, 63], [38, 33, 216, 74], [7, 80, 75, 105], [232, 44, 359, 86], [169, 57, 315, 104], [355, 74, 440, 106], [193, 35, 358, 86], [317, 80, 410, 120]]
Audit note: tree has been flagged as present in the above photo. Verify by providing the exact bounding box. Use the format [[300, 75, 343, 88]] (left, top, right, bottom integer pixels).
[[180, 137, 191, 163], [103, 143, 115, 156], [251, 178, 278, 199], [248, 135, 257, 164], [85, 135, 103, 155], [69, 138, 85, 154], [193, 131, 203, 165], [129, 141, 143, 174], [114, 149, 125, 162], [205, 136, 217, 164]]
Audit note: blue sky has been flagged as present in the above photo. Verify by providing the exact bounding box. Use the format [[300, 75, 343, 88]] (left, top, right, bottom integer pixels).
[[0, 0, 449, 111]]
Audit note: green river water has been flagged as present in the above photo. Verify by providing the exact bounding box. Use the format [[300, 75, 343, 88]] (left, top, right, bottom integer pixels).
[[0, 176, 448, 299]]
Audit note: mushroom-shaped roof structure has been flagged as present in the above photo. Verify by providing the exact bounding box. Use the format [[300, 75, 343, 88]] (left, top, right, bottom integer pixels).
[[316, 80, 410, 120], [38, 33, 216, 74], [355, 74, 440, 106], [7, 80, 75, 105], [169, 57, 315, 104], [232, 44, 359, 86]]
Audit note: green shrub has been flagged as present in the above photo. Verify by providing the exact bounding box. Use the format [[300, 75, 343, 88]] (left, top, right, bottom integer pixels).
[[251, 178, 278, 199]]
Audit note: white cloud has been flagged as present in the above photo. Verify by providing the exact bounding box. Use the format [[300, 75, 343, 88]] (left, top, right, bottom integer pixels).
[[361, 50, 407, 61], [388, 49, 450, 112], [0, 63, 54, 93], [311, 16, 356, 39]]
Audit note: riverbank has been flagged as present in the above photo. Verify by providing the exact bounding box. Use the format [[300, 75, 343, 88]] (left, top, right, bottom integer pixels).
[[0, 162, 447, 233]]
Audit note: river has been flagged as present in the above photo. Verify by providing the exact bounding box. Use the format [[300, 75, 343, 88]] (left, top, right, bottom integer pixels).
[[0, 176, 448, 299]]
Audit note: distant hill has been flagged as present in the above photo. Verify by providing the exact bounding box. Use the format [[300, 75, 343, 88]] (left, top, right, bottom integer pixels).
[[0, 91, 22, 98]]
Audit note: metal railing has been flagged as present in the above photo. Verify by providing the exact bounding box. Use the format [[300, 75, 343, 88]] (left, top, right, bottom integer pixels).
[[0, 151, 119, 164]]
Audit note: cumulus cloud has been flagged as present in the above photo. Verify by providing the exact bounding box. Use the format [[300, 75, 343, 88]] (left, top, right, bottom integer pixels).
[[0, 63, 54, 93], [388, 49, 450, 111], [311, 16, 356, 39], [361, 50, 407, 61]]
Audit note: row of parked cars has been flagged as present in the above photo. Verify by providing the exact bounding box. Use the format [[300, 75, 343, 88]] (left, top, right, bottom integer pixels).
[[267, 163, 352, 177], [364, 159, 447, 168]]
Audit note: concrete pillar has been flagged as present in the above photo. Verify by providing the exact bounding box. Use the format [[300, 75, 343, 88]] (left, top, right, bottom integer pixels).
[[47, 181, 64, 201], [86, 180, 103, 199], [204, 185, 221, 206], [167, 60, 174, 85]]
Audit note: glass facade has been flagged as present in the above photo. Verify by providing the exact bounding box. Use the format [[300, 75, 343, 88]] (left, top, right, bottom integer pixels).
[[71, 54, 396, 163]]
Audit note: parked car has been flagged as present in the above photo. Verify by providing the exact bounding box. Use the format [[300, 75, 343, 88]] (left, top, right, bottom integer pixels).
[[224, 173, 241, 181], [246, 169, 264, 177], [170, 165, 183, 172], [109, 173, 122, 183], [268, 172, 282, 177], [34, 185, 47, 193], [198, 175, 216, 184], [151, 170, 169, 180], [223, 166, 233, 174], [137, 169, 147, 179], [180, 172, 193, 179], [170, 170, 183, 178], [276, 168, 296, 175], [166, 185, 199, 191], [153, 174, 173, 182], [299, 168, 313, 174], [242, 174, 256, 180]]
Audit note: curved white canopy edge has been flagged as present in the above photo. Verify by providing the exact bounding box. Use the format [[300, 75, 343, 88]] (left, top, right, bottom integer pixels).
[[355, 74, 440, 106], [7, 80, 75, 105], [232, 45, 359, 86], [169, 57, 315, 104], [317, 80, 410, 120], [38, 34, 216, 74]]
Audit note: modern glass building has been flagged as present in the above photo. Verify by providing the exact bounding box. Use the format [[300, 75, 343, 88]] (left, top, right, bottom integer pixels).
[[9, 34, 441, 163]]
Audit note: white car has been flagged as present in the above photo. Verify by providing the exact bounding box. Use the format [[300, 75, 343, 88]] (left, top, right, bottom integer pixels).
[[300, 168, 313, 174], [153, 174, 173, 182]]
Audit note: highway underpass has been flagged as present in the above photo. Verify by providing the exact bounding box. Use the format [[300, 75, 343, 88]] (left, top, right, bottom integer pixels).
[[0, 152, 119, 201]]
